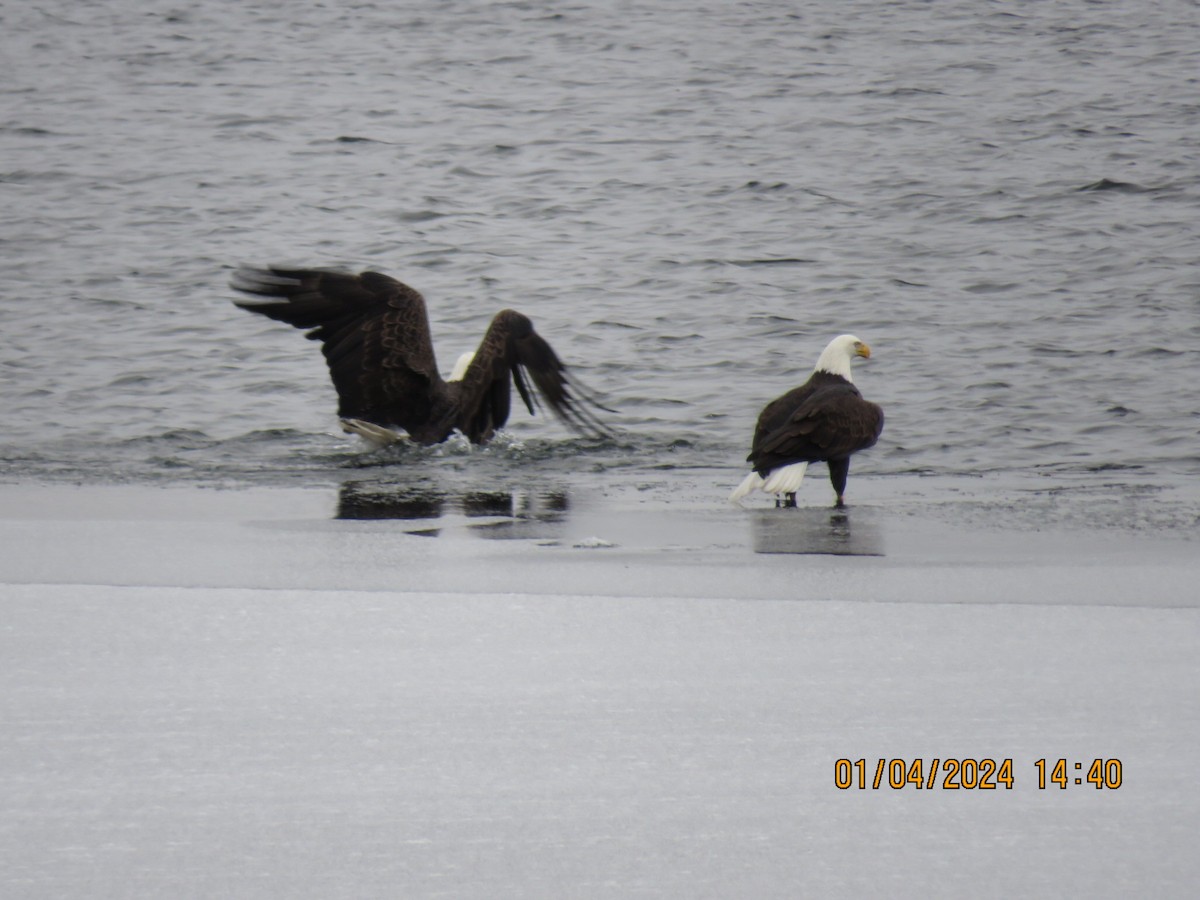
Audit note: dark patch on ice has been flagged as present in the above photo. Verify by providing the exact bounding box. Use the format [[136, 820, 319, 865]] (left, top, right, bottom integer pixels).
[[751, 508, 885, 556]]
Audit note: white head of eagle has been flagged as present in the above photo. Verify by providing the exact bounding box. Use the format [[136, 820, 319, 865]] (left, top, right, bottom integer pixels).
[[813, 334, 870, 381]]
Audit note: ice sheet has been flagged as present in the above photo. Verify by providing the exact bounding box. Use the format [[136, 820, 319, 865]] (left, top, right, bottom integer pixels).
[[1, 485, 1198, 898]]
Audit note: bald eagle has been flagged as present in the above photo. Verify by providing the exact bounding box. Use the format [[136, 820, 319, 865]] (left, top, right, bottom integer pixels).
[[230, 266, 610, 447], [730, 334, 884, 508]]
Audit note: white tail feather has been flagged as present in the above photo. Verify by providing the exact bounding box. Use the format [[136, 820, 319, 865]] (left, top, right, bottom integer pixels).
[[448, 351, 475, 382], [729, 470, 765, 504], [340, 418, 403, 449], [761, 461, 808, 496]]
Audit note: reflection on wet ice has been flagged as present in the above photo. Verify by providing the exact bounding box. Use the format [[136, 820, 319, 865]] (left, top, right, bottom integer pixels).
[[335, 481, 884, 554], [336, 482, 445, 521], [751, 508, 884, 556], [335, 481, 570, 541]]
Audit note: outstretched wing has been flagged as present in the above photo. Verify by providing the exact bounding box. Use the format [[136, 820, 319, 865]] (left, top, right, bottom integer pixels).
[[750, 380, 883, 474], [230, 266, 442, 432], [451, 309, 611, 444]]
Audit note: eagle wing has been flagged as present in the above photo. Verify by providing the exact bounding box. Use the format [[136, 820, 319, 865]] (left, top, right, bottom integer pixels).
[[750, 381, 883, 474], [231, 266, 441, 431], [452, 309, 611, 444]]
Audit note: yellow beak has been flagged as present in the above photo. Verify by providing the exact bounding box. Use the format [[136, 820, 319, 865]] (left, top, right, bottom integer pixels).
[[856, 342, 872, 359]]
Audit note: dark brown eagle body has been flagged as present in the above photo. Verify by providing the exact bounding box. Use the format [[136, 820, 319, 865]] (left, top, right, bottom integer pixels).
[[749, 371, 884, 479], [231, 266, 608, 445]]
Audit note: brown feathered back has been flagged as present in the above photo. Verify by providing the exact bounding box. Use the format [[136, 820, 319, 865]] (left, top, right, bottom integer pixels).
[[749, 371, 884, 476]]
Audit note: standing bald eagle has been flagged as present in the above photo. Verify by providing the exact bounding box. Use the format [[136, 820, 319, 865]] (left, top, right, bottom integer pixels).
[[729, 334, 884, 508], [230, 266, 610, 447]]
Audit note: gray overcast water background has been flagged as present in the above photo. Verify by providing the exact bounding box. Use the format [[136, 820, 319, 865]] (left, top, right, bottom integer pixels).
[[2, 0, 1198, 530]]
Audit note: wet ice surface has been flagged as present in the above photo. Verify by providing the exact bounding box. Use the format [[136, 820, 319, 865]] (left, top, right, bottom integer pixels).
[[2, 482, 1198, 898]]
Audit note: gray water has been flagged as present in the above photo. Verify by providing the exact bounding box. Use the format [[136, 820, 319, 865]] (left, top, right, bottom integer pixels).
[[3, 0, 1199, 530]]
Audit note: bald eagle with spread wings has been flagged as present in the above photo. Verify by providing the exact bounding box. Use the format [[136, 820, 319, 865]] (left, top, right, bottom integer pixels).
[[230, 266, 610, 447], [730, 334, 884, 508]]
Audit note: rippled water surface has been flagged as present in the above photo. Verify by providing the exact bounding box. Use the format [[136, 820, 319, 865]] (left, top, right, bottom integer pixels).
[[2, 0, 1198, 530]]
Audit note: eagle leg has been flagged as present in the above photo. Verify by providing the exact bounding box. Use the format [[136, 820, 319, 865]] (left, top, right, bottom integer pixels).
[[828, 458, 850, 508]]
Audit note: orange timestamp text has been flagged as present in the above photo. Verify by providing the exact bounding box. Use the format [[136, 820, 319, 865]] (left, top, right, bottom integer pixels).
[[834, 758, 1123, 791]]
